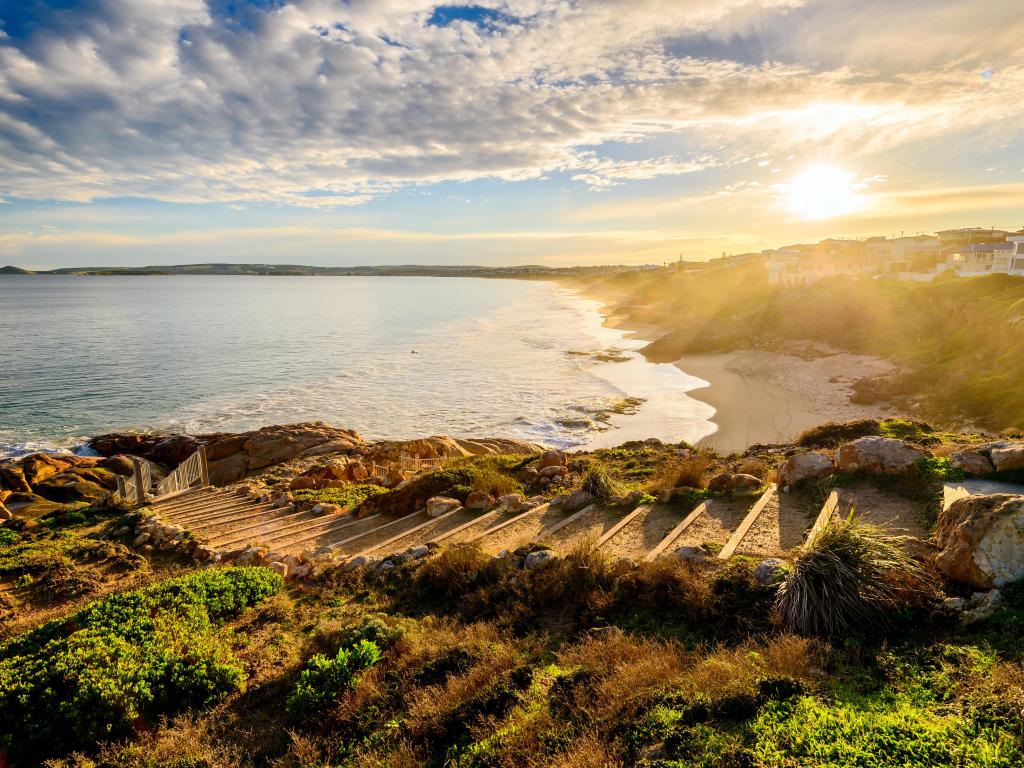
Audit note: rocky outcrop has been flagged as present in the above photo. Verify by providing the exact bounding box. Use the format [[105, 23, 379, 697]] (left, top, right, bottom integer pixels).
[[91, 422, 366, 485], [776, 451, 835, 489], [950, 449, 995, 476], [935, 494, 1024, 589], [708, 473, 762, 493], [364, 435, 542, 465], [990, 444, 1024, 473], [0, 452, 125, 518], [835, 437, 926, 474]]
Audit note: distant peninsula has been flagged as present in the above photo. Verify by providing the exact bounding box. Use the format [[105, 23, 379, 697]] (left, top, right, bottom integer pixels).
[[0, 262, 647, 278]]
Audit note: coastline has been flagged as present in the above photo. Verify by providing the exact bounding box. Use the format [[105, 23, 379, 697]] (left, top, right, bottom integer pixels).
[[676, 349, 900, 453], [580, 285, 902, 452]]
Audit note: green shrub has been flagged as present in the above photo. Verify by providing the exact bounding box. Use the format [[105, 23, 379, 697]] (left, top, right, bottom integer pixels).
[[0, 528, 18, 547], [287, 639, 382, 720], [0, 567, 282, 765], [775, 518, 924, 637], [292, 483, 390, 509]]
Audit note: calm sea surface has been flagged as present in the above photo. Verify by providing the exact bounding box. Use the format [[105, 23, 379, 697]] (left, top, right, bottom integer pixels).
[[0, 275, 715, 457]]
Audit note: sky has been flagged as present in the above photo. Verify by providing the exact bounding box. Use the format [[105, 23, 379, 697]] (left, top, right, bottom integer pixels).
[[1, 0, 1022, 269]]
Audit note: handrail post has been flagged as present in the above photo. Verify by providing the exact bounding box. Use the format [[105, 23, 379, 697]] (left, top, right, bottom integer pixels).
[[115, 475, 126, 502], [131, 458, 146, 506], [198, 444, 210, 488]]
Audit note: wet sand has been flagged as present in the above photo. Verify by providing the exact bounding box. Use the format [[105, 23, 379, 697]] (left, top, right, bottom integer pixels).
[[678, 348, 899, 453]]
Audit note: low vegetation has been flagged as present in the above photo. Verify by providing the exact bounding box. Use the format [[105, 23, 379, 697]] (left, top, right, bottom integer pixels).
[[292, 482, 389, 509], [776, 518, 930, 636], [576, 264, 1024, 432]]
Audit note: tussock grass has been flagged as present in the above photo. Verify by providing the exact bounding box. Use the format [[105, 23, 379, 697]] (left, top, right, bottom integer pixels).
[[648, 454, 715, 492], [775, 517, 928, 636]]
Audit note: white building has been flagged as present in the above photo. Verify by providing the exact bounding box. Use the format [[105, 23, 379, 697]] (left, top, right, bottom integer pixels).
[[947, 240, 1024, 277]]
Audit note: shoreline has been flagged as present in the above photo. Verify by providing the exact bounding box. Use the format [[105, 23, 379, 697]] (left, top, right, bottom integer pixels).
[[580, 285, 903, 452], [676, 349, 900, 453]]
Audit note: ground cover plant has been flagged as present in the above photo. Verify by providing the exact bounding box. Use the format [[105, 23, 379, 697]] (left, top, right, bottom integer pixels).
[[0, 567, 281, 765]]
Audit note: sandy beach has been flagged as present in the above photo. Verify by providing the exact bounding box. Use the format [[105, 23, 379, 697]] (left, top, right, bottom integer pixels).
[[677, 347, 900, 453]]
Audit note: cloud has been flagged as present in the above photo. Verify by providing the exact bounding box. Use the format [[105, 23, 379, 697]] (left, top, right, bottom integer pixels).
[[0, 0, 1022, 207]]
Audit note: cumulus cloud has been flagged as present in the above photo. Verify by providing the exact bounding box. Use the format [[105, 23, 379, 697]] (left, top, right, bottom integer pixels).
[[0, 0, 1022, 206]]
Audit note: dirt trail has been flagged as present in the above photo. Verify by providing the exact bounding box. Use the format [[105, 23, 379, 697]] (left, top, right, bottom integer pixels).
[[371, 508, 481, 555], [477, 505, 566, 554], [537, 505, 624, 551], [734, 491, 817, 557], [836, 485, 929, 538], [600, 505, 685, 560], [672, 497, 752, 552]]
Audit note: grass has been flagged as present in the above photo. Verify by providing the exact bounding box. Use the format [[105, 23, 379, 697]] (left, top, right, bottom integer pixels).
[[776, 517, 930, 637]]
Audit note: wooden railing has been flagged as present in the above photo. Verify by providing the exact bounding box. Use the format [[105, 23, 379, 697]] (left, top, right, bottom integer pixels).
[[111, 446, 209, 507], [154, 445, 210, 500], [399, 453, 447, 474], [113, 458, 152, 506]]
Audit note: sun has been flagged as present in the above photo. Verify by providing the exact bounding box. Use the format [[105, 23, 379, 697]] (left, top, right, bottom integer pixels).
[[786, 165, 859, 220]]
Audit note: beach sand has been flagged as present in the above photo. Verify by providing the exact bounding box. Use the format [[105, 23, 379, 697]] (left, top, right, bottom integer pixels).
[[678, 347, 899, 453]]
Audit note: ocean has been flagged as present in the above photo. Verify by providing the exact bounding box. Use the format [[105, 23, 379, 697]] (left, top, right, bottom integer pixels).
[[0, 275, 716, 457]]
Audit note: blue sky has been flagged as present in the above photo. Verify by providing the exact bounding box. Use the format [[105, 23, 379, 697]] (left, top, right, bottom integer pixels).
[[1, 0, 1022, 269]]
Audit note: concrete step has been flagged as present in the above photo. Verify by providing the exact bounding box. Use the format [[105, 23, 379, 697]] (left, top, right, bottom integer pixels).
[[187, 506, 294, 537], [157, 493, 252, 515], [358, 507, 474, 559]]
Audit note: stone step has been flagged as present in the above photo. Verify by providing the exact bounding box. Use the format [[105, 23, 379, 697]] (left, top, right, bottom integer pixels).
[[643, 502, 709, 562], [203, 509, 327, 546], [329, 512, 432, 557]]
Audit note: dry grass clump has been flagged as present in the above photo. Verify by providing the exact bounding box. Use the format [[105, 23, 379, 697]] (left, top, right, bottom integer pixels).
[[542, 733, 625, 768], [648, 454, 714, 491], [413, 543, 495, 601], [776, 518, 927, 636], [612, 558, 712, 625], [736, 458, 769, 479]]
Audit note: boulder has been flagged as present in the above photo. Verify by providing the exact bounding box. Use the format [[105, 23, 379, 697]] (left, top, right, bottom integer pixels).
[[0, 464, 31, 494], [383, 469, 406, 489], [348, 462, 370, 482], [312, 503, 343, 515], [426, 496, 461, 517], [20, 454, 73, 485], [935, 494, 1024, 589], [0, 501, 13, 520], [551, 490, 594, 513], [208, 454, 248, 485], [289, 476, 319, 491], [951, 450, 995, 476], [835, 437, 926, 474], [522, 466, 539, 483], [524, 549, 556, 569], [674, 546, 709, 563], [267, 561, 289, 578], [98, 454, 135, 476], [400, 544, 430, 562], [990, 444, 1024, 473], [344, 554, 382, 572], [708, 473, 762, 493], [539, 465, 568, 480], [754, 558, 788, 586], [465, 491, 494, 510], [133, 532, 151, 547], [961, 589, 1003, 625], [776, 451, 835, 489], [538, 451, 567, 471]]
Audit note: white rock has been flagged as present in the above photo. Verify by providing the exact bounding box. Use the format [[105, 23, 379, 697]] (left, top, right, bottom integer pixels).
[[524, 549, 556, 570], [776, 451, 835, 489], [835, 437, 927, 474], [267, 561, 289, 578], [990, 444, 1024, 473], [132, 532, 151, 547], [426, 496, 461, 517]]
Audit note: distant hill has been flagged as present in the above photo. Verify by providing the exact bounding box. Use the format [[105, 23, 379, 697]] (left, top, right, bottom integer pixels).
[[0, 265, 33, 275]]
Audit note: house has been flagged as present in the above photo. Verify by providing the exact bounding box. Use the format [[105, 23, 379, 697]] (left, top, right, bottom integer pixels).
[[947, 240, 1023, 276]]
